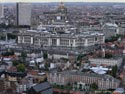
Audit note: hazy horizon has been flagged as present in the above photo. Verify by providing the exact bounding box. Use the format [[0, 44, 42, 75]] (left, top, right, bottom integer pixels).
[[1, 0, 125, 3], [2, 1, 125, 4]]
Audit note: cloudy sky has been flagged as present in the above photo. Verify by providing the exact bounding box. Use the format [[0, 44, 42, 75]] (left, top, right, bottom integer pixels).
[[1, 0, 125, 3]]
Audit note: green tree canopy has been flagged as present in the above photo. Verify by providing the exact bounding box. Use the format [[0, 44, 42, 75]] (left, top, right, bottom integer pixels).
[[105, 53, 112, 59], [1, 50, 15, 56], [12, 60, 23, 66], [7, 33, 17, 39], [43, 51, 48, 60], [112, 65, 118, 77], [44, 63, 50, 70], [17, 63, 26, 72], [90, 83, 98, 90], [77, 54, 86, 61], [21, 51, 27, 62], [13, 60, 19, 66], [105, 34, 123, 42]]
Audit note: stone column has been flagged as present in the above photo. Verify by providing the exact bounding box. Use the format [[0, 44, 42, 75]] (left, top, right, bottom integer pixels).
[[84, 39, 88, 47], [72, 39, 76, 47], [57, 38, 60, 46], [22, 36, 25, 43], [18, 36, 21, 43], [31, 37, 34, 44], [48, 38, 51, 46], [103, 36, 105, 43]]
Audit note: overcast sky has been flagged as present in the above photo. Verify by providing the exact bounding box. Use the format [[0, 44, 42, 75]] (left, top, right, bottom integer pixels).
[[1, 0, 125, 3]]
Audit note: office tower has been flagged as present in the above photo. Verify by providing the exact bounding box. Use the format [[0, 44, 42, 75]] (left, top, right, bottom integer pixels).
[[16, 3, 31, 26], [0, 4, 4, 18]]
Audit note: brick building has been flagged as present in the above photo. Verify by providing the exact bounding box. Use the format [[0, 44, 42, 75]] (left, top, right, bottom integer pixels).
[[48, 71, 120, 90]]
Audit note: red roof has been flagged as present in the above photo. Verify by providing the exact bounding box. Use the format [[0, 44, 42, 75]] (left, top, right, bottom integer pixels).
[[7, 66, 17, 72], [28, 70, 38, 75]]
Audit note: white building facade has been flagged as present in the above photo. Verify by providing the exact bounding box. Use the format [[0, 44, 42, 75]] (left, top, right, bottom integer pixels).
[[89, 58, 123, 67], [17, 30, 105, 48]]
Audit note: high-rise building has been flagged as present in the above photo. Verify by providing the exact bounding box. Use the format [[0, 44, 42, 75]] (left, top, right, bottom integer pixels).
[[16, 3, 31, 26], [0, 4, 4, 18]]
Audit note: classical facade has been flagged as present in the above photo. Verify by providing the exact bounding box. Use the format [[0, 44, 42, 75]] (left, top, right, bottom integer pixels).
[[17, 30, 105, 48]]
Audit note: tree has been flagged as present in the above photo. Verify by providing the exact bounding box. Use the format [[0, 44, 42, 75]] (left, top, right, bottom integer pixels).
[[21, 51, 27, 62], [105, 34, 123, 42], [13, 60, 23, 66], [0, 36, 6, 40], [12, 60, 19, 66], [77, 54, 85, 61], [1, 49, 15, 56], [7, 33, 17, 39], [43, 78, 47, 82], [112, 65, 118, 77], [106, 92, 111, 94], [60, 85, 64, 89], [43, 51, 48, 60], [17, 64, 26, 72], [44, 63, 50, 70], [73, 82, 77, 90], [79, 84, 82, 90], [76, 62, 81, 66], [105, 53, 112, 59], [90, 83, 98, 90]]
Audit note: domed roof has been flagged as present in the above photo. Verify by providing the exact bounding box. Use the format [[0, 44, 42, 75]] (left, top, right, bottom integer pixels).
[[57, 2, 67, 12], [59, 2, 65, 9]]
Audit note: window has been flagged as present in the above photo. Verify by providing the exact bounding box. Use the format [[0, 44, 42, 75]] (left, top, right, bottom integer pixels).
[[95, 37, 97, 41]]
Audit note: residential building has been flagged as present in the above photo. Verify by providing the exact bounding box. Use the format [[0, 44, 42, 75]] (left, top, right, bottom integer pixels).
[[89, 58, 123, 67], [0, 78, 17, 93], [98, 75, 120, 90], [102, 23, 119, 39], [47, 71, 120, 90], [28, 81, 53, 94], [48, 72, 69, 85]]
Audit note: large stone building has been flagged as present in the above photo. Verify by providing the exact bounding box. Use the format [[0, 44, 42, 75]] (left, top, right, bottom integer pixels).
[[43, 2, 68, 25], [102, 23, 119, 39], [17, 30, 105, 48], [47, 71, 120, 90], [42, 2, 70, 34]]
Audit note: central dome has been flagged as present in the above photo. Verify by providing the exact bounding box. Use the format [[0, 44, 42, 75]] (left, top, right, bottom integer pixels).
[[57, 2, 67, 13]]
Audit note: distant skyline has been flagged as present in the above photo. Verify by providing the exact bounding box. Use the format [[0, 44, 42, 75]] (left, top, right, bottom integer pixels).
[[1, 0, 125, 3]]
